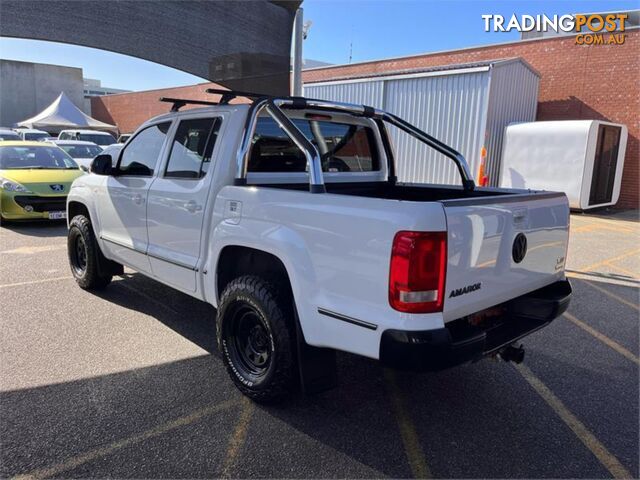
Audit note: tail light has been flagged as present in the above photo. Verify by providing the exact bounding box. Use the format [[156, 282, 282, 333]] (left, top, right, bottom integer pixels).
[[389, 231, 447, 313]]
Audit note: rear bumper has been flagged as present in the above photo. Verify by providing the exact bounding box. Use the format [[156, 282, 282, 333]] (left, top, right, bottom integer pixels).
[[380, 279, 572, 371]]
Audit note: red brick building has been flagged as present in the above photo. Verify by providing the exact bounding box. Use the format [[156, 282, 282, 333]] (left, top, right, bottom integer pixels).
[[92, 31, 639, 209]]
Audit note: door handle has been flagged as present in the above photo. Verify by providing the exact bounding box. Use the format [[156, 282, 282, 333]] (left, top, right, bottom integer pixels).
[[185, 200, 202, 213], [132, 193, 144, 205]]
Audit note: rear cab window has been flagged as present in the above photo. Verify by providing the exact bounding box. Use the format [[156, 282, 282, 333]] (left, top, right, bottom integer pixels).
[[246, 111, 386, 183]]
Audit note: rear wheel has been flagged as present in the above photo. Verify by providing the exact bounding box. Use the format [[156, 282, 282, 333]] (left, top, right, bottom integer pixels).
[[217, 275, 296, 402], [68, 215, 112, 289]]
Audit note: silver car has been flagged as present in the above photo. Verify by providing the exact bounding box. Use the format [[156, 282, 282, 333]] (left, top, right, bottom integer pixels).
[[49, 140, 104, 171]]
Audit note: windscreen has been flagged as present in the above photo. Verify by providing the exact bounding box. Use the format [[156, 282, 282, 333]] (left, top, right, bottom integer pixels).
[[60, 144, 104, 159], [0, 132, 20, 141], [248, 116, 380, 173], [78, 133, 116, 146], [0, 146, 79, 169], [24, 132, 49, 141]]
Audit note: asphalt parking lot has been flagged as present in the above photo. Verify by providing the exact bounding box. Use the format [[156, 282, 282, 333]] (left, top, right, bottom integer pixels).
[[1, 211, 638, 479]]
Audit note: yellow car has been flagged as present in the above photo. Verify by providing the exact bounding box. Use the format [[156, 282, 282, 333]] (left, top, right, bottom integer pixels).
[[0, 141, 85, 221]]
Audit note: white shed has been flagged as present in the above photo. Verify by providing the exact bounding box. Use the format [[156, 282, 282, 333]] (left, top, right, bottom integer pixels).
[[304, 58, 540, 187]]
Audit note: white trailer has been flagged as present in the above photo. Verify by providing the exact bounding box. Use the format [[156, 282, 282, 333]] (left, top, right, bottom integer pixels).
[[500, 120, 628, 210]]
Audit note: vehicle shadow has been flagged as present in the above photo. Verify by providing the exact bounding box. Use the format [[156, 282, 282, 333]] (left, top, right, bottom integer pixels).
[[3, 339, 633, 478], [77, 273, 409, 476], [6, 272, 635, 478], [93, 272, 637, 477], [93, 273, 218, 354], [0, 355, 242, 479]]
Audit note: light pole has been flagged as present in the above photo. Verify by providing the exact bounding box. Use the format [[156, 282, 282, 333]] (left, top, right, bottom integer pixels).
[[292, 8, 304, 96]]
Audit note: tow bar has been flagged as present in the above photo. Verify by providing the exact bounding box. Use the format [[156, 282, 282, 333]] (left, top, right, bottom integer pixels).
[[498, 344, 525, 364]]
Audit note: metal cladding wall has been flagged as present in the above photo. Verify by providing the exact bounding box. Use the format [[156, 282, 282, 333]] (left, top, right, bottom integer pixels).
[[304, 59, 539, 186], [383, 71, 490, 185], [484, 61, 540, 185], [306, 80, 385, 107]]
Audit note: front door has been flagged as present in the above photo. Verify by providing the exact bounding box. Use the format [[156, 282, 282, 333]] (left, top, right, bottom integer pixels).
[[589, 125, 621, 206], [146, 116, 222, 292], [97, 121, 172, 273]]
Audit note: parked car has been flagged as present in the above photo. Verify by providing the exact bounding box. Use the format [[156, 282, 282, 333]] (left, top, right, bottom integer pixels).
[[50, 140, 104, 171], [66, 92, 572, 402], [0, 128, 21, 141], [58, 129, 116, 146], [0, 141, 84, 221], [38, 136, 59, 142], [117, 133, 131, 144], [15, 128, 49, 141]]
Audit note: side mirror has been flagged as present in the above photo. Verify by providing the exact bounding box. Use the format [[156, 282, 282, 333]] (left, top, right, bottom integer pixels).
[[91, 154, 114, 175]]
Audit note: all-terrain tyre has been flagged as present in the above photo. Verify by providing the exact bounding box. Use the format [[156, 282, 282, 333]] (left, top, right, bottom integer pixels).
[[216, 275, 296, 402], [67, 215, 112, 289]]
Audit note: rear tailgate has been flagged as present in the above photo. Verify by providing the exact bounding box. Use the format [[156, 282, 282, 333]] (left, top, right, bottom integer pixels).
[[441, 191, 569, 322]]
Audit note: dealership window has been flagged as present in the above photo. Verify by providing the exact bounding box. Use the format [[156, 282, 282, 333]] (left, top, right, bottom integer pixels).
[[116, 122, 171, 176], [248, 116, 380, 173], [165, 117, 220, 179]]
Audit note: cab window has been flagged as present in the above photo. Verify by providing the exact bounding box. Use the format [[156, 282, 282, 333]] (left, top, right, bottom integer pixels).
[[116, 122, 171, 176], [165, 118, 220, 179], [248, 116, 380, 173]]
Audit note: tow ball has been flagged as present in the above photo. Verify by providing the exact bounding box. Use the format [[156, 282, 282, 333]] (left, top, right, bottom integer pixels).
[[498, 344, 525, 364]]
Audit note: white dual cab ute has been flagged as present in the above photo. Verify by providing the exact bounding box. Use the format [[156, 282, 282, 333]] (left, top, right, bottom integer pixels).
[[66, 89, 572, 402]]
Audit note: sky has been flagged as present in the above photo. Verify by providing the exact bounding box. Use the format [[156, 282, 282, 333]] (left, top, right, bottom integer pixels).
[[0, 0, 637, 92]]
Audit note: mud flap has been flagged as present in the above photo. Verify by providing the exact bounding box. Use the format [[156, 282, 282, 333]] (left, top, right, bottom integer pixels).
[[96, 245, 124, 277], [294, 314, 338, 394]]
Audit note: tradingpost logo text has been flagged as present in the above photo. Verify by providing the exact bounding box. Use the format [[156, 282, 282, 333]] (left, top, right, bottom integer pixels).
[[482, 13, 628, 45]]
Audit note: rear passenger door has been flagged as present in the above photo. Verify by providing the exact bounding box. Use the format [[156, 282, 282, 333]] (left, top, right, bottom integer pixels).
[[146, 115, 222, 292], [98, 121, 171, 273]]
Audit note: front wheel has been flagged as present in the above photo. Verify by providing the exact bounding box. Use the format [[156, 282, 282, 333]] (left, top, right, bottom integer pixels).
[[216, 275, 296, 402], [67, 215, 112, 289]]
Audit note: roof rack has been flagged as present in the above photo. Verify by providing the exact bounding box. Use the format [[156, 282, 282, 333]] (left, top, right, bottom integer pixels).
[[205, 88, 272, 104], [159, 97, 221, 112]]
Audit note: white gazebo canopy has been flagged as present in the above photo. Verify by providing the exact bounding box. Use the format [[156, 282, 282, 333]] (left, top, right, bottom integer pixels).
[[16, 92, 117, 133]]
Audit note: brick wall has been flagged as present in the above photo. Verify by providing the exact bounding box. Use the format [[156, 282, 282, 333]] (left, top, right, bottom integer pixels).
[[303, 31, 639, 209], [93, 31, 639, 208], [91, 82, 226, 134]]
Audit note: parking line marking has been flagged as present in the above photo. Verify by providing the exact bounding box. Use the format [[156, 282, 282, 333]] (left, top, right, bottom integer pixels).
[[12, 399, 238, 480], [0, 276, 72, 289], [564, 312, 639, 365], [0, 244, 66, 255], [571, 216, 638, 229], [220, 396, 254, 478], [565, 271, 639, 288], [571, 224, 636, 234], [515, 364, 632, 479], [578, 248, 640, 274], [574, 278, 639, 312], [383, 369, 431, 479], [604, 262, 640, 280]]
